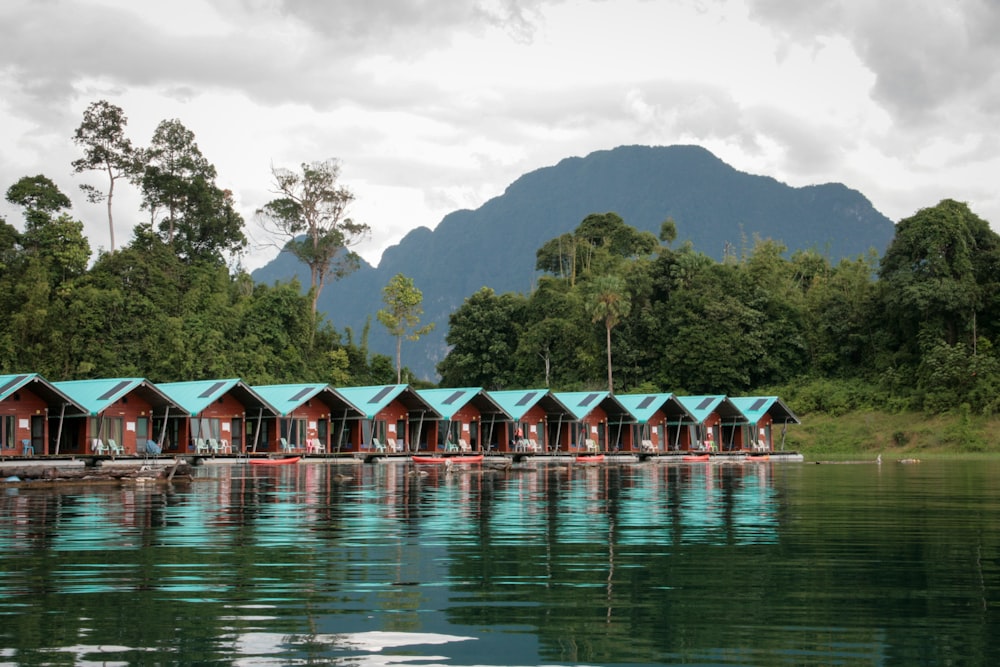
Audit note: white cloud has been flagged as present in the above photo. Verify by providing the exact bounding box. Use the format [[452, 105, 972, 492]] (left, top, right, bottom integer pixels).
[[1, 0, 999, 269]]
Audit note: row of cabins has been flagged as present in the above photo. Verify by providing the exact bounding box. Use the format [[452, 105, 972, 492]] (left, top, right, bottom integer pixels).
[[0, 374, 799, 459]]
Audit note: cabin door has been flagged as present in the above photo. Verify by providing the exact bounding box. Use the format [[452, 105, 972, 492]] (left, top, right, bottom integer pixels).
[[31, 415, 45, 454]]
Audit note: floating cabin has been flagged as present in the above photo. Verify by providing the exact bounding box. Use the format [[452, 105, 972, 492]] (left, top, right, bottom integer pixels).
[[335, 385, 439, 453], [615, 393, 696, 452], [157, 379, 278, 455], [487, 390, 575, 453], [675, 395, 747, 452], [0, 373, 85, 458], [416, 388, 508, 453], [553, 391, 633, 452], [53, 378, 179, 456], [252, 383, 363, 454], [2, 372, 801, 459], [729, 396, 801, 452]]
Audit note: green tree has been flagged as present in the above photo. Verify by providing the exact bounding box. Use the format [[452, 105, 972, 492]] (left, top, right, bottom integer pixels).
[[6, 175, 90, 284], [0, 218, 18, 274], [879, 200, 1000, 353], [5, 175, 72, 226], [20, 214, 91, 286], [256, 159, 371, 314], [654, 259, 764, 394], [659, 217, 677, 246], [377, 273, 435, 383], [139, 119, 213, 241], [537, 212, 656, 285], [516, 276, 588, 387], [71, 100, 139, 251], [137, 119, 246, 263], [585, 274, 631, 393], [800, 251, 880, 375], [736, 238, 810, 386], [170, 178, 247, 264], [437, 287, 528, 389], [535, 233, 578, 284]]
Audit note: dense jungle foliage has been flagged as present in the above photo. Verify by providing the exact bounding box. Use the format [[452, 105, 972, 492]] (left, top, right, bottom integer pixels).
[[0, 105, 397, 387], [438, 204, 1000, 417], [3, 103, 998, 421]]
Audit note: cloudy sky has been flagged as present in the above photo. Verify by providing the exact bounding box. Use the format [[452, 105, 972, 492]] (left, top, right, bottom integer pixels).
[[1, 0, 997, 269]]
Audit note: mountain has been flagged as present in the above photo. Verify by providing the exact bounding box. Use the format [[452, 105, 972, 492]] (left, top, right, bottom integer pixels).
[[252, 144, 896, 380]]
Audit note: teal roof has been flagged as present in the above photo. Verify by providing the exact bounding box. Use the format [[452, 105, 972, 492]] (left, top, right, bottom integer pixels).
[[157, 379, 276, 417], [157, 379, 239, 415], [0, 373, 84, 413], [335, 385, 438, 420], [488, 389, 547, 421], [54, 378, 175, 416], [254, 383, 362, 418], [617, 393, 692, 423], [554, 391, 632, 422], [729, 396, 800, 425], [488, 389, 572, 421], [416, 388, 507, 420], [0, 373, 36, 401], [676, 395, 742, 424]]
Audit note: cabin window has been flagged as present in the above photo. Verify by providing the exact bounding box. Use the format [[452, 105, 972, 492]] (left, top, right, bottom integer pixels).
[[1, 415, 14, 449], [438, 421, 461, 446], [281, 418, 307, 447], [90, 417, 123, 447], [370, 420, 387, 447], [191, 417, 221, 441]]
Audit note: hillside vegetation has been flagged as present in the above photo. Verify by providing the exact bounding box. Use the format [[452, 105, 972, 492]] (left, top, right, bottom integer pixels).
[[255, 145, 896, 379], [3, 102, 998, 457], [789, 410, 1000, 460]]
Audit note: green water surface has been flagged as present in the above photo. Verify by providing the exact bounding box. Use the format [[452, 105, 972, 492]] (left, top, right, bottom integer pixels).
[[0, 459, 997, 665]]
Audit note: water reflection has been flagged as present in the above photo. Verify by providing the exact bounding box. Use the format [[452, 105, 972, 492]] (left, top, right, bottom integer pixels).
[[1, 459, 999, 665]]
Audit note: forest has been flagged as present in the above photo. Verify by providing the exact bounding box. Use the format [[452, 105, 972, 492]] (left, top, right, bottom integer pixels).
[[3, 101, 999, 421], [0, 101, 396, 388], [438, 205, 1000, 418]]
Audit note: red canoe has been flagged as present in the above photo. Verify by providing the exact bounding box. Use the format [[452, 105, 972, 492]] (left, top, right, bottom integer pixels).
[[682, 454, 711, 462], [412, 454, 485, 464], [575, 454, 606, 463], [249, 456, 301, 465]]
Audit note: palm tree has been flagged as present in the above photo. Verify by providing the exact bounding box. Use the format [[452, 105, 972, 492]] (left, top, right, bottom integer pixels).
[[586, 275, 631, 393]]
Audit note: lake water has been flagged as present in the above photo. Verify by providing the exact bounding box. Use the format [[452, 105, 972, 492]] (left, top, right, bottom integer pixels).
[[1, 458, 998, 666]]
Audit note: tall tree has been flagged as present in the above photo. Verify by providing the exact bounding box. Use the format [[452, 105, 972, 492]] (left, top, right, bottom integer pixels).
[[139, 118, 215, 244], [879, 199, 1000, 354], [256, 159, 370, 314], [5, 175, 72, 226], [585, 275, 631, 393], [516, 276, 588, 387], [6, 175, 90, 284], [377, 273, 435, 383], [71, 100, 138, 251]]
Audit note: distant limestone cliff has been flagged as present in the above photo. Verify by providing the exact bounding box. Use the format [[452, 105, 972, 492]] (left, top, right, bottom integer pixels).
[[253, 144, 895, 379]]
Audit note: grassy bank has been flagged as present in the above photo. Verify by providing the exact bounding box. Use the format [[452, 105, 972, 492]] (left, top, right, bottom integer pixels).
[[784, 410, 1000, 460]]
